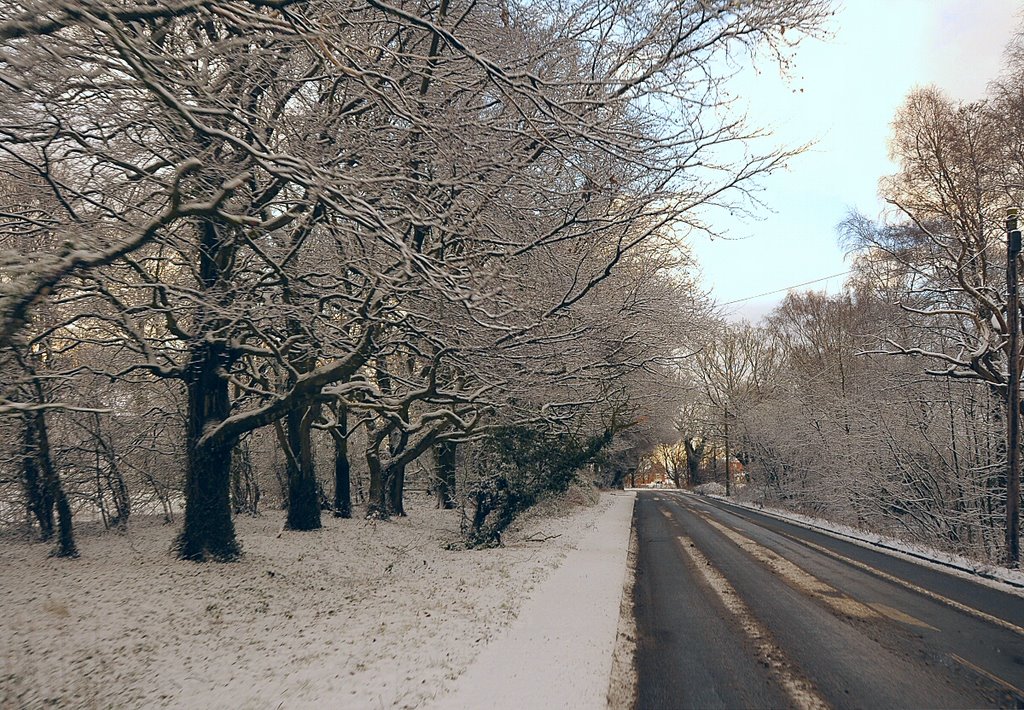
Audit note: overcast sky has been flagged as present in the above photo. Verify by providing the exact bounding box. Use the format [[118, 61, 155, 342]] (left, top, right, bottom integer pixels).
[[692, 0, 1022, 323]]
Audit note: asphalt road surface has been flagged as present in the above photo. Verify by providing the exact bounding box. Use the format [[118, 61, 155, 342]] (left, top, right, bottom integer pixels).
[[633, 490, 1024, 709]]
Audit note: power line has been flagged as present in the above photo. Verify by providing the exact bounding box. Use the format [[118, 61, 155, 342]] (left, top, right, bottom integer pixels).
[[719, 270, 853, 307]]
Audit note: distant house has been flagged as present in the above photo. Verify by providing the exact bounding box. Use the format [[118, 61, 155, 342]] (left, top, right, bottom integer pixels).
[[727, 456, 747, 485]]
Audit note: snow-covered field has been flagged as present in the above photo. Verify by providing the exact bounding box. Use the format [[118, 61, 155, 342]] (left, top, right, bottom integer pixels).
[[1, 489, 617, 709]]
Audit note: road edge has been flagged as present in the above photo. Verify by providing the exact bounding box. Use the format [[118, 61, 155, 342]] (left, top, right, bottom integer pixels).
[[606, 496, 639, 710], [692, 491, 1024, 597]]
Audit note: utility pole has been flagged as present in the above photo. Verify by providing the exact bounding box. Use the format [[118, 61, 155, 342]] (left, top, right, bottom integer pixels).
[[1006, 207, 1021, 568], [724, 403, 730, 497]]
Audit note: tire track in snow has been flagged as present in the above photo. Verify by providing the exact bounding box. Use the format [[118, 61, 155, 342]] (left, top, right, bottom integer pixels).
[[659, 508, 829, 710], [692, 509, 879, 621]]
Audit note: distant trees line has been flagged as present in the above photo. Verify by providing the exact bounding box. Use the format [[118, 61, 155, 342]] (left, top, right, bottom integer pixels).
[[680, 29, 1024, 566], [0, 1, 827, 558]]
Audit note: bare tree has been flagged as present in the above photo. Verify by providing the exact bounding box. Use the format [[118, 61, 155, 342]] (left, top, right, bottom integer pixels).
[[0, 0, 830, 559]]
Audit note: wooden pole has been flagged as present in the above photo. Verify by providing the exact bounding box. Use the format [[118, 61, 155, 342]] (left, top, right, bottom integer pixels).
[[724, 403, 731, 497], [1006, 207, 1021, 567]]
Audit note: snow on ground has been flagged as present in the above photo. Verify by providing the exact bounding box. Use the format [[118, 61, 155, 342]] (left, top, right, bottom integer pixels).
[[1, 488, 622, 709], [701, 492, 1024, 596], [691, 482, 726, 496]]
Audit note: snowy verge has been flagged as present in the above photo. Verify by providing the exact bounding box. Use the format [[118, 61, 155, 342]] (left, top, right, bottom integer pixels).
[[1, 489, 620, 709], [692, 492, 1024, 596]]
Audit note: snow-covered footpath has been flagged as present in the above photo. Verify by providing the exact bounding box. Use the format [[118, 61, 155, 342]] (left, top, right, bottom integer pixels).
[[0, 489, 634, 709], [432, 491, 635, 710]]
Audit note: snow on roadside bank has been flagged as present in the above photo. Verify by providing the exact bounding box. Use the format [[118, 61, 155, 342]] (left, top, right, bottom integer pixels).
[[1, 489, 616, 709], [699, 493, 1024, 595]]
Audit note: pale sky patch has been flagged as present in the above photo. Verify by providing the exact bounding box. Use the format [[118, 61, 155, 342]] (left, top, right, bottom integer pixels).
[[692, 0, 1022, 323]]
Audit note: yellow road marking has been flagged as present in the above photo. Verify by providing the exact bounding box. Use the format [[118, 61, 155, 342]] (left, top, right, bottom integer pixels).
[[770, 532, 1024, 638], [867, 603, 939, 631], [694, 511, 878, 620], [672, 532, 830, 710], [949, 653, 1024, 698], [664, 497, 1024, 701], [683, 496, 1024, 639]]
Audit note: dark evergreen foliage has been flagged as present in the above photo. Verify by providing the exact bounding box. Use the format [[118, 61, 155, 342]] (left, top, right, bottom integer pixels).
[[464, 426, 612, 547]]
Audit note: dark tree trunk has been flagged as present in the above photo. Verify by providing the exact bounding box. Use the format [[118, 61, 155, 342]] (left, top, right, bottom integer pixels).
[[175, 341, 240, 561], [284, 405, 321, 530], [387, 461, 406, 516], [435, 440, 457, 509], [271, 420, 290, 509], [53, 486, 77, 558], [331, 410, 352, 518], [365, 420, 409, 519], [107, 465, 131, 529], [368, 365, 398, 518], [365, 415, 388, 518], [280, 282, 321, 528], [366, 435, 411, 519], [381, 408, 410, 517], [22, 414, 54, 540], [88, 413, 130, 529], [684, 438, 704, 487], [175, 218, 241, 561], [20, 372, 76, 556], [31, 406, 77, 557], [366, 450, 388, 519]]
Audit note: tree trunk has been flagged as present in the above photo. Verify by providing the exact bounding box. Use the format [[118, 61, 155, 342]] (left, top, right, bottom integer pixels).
[[21, 375, 76, 556], [271, 421, 290, 509], [90, 413, 130, 529], [369, 365, 403, 518], [387, 461, 406, 516], [367, 434, 404, 518], [53, 486, 77, 558], [175, 341, 240, 561], [383, 422, 411, 517], [22, 414, 54, 540], [435, 440, 457, 509], [366, 440, 388, 519], [106, 463, 131, 530], [32, 406, 77, 557], [684, 438, 703, 487], [284, 406, 322, 530], [175, 217, 241, 561], [103, 450, 131, 530], [331, 410, 352, 518]]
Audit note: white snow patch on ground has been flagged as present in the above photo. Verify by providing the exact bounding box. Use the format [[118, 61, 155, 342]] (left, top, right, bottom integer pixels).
[[691, 482, 726, 496], [701, 493, 1024, 596], [1, 489, 623, 709]]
